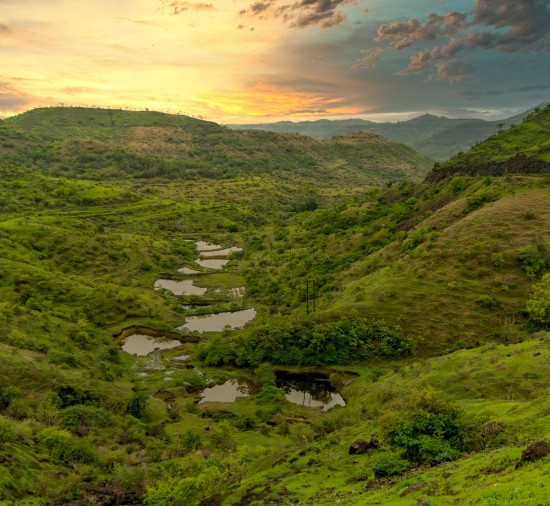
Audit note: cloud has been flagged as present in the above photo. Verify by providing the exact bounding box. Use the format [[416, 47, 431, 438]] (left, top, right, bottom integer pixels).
[[376, 12, 467, 50], [451, 83, 550, 100], [426, 60, 474, 84], [351, 47, 383, 69], [374, 0, 550, 82], [160, 1, 215, 15], [240, 0, 361, 29], [0, 81, 34, 114]]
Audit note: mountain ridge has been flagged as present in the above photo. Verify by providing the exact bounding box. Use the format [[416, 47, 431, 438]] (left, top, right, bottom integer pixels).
[[228, 105, 545, 160]]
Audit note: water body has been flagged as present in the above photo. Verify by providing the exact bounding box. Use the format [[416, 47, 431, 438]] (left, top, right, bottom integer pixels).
[[177, 267, 201, 275], [201, 247, 243, 257], [275, 371, 346, 411], [176, 308, 257, 333], [154, 279, 207, 296], [283, 390, 346, 411], [195, 258, 230, 270], [199, 380, 249, 403], [196, 241, 223, 251], [122, 334, 182, 356]]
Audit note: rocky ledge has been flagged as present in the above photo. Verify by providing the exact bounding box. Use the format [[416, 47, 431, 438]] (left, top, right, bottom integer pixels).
[[424, 153, 550, 183]]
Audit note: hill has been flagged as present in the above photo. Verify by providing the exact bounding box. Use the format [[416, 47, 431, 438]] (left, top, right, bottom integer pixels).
[[1, 106, 550, 505], [229, 106, 538, 161], [0, 107, 433, 189], [426, 104, 550, 182]]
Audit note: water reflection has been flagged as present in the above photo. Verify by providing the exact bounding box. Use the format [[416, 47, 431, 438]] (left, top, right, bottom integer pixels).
[[276, 373, 346, 411], [196, 241, 223, 251], [195, 258, 230, 270], [122, 334, 182, 356], [199, 380, 249, 403], [177, 267, 201, 275], [176, 308, 257, 333], [154, 279, 207, 296], [201, 247, 243, 257]]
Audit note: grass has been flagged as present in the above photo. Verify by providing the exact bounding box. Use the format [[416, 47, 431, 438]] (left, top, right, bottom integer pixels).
[[0, 106, 549, 504]]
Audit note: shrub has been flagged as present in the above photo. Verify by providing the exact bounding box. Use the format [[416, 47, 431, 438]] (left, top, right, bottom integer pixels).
[[526, 273, 550, 326], [38, 427, 96, 465], [517, 243, 548, 279], [0, 419, 15, 445], [372, 452, 411, 477], [127, 392, 148, 419], [382, 388, 484, 464], [60, 405, 110, 435]]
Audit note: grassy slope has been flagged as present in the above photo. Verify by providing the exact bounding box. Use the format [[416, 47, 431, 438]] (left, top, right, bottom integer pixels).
[[224, 334, 550, 505], [240, 175, 550, 353], [438, 104, 550, 169], [0, 107, 433, 186], [0, 107, 549, 505]]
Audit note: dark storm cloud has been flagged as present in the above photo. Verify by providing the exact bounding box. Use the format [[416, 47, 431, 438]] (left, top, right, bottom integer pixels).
[[374, 0, 550, 82], [240, 0, 360, 29]]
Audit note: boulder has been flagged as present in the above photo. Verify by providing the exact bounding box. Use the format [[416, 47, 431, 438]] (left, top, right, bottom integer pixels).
[[348, 437, 379, 455]]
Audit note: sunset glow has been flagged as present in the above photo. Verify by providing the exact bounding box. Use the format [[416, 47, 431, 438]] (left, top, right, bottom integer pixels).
[[2, 0, 550, 122]]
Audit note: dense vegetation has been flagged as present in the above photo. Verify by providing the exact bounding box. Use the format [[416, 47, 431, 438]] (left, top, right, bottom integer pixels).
[[0, 107, 432, 185], [0, 106, 549, 505], [198, 317, 411, 367]]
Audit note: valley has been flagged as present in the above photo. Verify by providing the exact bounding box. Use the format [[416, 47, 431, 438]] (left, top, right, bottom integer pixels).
[[0, 105, 549, 505]]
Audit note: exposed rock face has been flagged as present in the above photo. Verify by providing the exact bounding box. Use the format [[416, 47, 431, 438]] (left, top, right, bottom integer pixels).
[[424, 153, 550, 183]]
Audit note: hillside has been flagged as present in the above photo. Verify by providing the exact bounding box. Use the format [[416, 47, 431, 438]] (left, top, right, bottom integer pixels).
[[0, 107, 433, 188], [426, 104, 550, 182], [229, 107, 536, 161], [0, 106, 550, 505]]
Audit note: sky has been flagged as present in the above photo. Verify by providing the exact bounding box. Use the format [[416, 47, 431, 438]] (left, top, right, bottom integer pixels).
[[1, 0, 550, 123]]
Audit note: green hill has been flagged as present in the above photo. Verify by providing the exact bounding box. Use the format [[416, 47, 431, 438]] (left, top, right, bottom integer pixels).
[[0, 107, 433, 187], [0, 106, 550, 505], [426, 104, 550, 182]]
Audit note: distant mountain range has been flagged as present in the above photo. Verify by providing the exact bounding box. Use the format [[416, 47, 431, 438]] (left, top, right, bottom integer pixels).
[[229, 107, 542, 161]]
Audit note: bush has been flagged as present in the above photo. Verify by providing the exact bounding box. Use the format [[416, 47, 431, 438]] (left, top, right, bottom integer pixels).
[[127, 392, 148, 419], [372, 452, 411, 477], [38, 427, 97, 465], [517, 243, 548, 279], [526, 273, 550, 326], [0, 419, 15, 445], [60, 405, 110, 435], [382, 388, 484, 464]]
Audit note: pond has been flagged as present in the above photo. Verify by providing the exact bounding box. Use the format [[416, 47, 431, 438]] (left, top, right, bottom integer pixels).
[[201, 247, 243, 257], [176, 308, 257, 333], [195, 258, 230, 270], [177, 267, 201, 275], [154, 279, 207, 296], [196, 241, 223, 251], [275, 371, 346, 411], [122, 333, 182, 356], [198, 380, 250, 403]]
